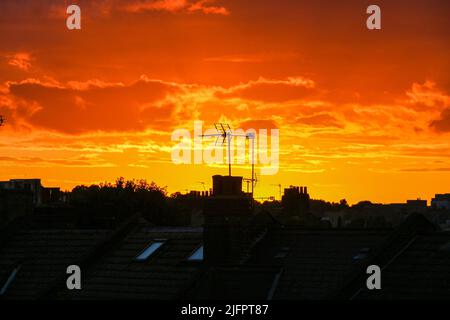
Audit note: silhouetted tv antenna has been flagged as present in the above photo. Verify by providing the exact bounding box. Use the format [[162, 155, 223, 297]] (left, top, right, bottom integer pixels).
[[200, 123, 257, 195], [243, 174, 258, 194]]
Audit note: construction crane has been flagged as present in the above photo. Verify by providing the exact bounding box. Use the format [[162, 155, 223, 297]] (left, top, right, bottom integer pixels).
[[271, 184, 282, 200], [200, 123, 257, 196]]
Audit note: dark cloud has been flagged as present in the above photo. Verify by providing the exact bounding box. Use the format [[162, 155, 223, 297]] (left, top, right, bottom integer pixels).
[[7, 78, 179, 134], [430, 108, 450, 133]]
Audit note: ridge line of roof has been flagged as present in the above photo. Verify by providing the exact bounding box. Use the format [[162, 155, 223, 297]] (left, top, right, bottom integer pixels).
[[37, 213, 141, 299]]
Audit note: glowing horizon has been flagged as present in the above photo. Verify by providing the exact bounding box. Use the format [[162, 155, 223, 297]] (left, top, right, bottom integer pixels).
[[1, 0, 450, 204]]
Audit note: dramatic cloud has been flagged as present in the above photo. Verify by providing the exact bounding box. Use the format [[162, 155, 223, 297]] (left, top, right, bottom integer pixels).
[[7, 52, 32, 71], [293, 114, 342, 128], [0, 156, 93, 167], [123, 0, 229, 15], [0, 0, 229, 20], [239, 119, 278, 130], [405, 81, 450, 111], [6, 77, 181, 133], [217, 77, 317, 103], [4, 75, 449, 140], [430, 108, 450, 133], [204, 52, 299, 64]]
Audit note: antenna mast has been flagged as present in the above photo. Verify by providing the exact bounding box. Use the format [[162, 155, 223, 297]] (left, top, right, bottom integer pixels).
[[200, 123, 257, 196]]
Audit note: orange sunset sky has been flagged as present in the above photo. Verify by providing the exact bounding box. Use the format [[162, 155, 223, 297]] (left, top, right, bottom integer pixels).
[[1, 0, 450, 204]]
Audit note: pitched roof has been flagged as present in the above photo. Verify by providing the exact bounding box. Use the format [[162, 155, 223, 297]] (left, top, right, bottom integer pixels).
[[0, 229, 111, 299], [334, 213, 441, 299], [250, 228, 390, 300], [58, 227, 204, 299], [195, 266, 279, 300], [352, 232, 450, 300], [1, 210, 447, 300]]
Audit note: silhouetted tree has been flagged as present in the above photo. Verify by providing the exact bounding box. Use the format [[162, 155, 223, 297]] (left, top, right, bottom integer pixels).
[[70, 177, 175, 226], [339, 199, 349, 207], [309, 199, 348, 216]]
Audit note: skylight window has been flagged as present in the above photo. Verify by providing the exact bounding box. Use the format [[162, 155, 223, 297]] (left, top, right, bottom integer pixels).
[[135, 241, 165, 261], [188, 245, 204, 261], [0, 265, 21, 296]]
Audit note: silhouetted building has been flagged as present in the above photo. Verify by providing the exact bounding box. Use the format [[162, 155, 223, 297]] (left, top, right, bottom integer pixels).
[[406, 199, 427, 213], [41, 187, 62, 205], [0, 179, 61, 207], [56, 225, 204, 300], [320, 211, 344, 228], [172, 190, 210, 226], [1, 175, 450, 300], [203, 175, 253, 265], [2, 210, 449, 300], [431, 194, 450, 210], [0, 179, 43, 206], [281, 186, 310, 218]]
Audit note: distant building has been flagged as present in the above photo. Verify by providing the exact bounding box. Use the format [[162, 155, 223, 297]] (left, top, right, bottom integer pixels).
[[319, 199, 428, 229], [431, 194, 450, 210], [406, 199, 427, 214], [386, 199, 427, 215], [2, 174, 450, 300], [281, 186, 310, 218], [172, 190, 211, 226], [0, 179, 61, 206], [321, 211, 345, 228]]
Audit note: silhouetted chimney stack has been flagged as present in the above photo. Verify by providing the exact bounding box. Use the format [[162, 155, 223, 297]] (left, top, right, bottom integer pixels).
[[282, 185, 310, 217], [203, 175, 252, 265]]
